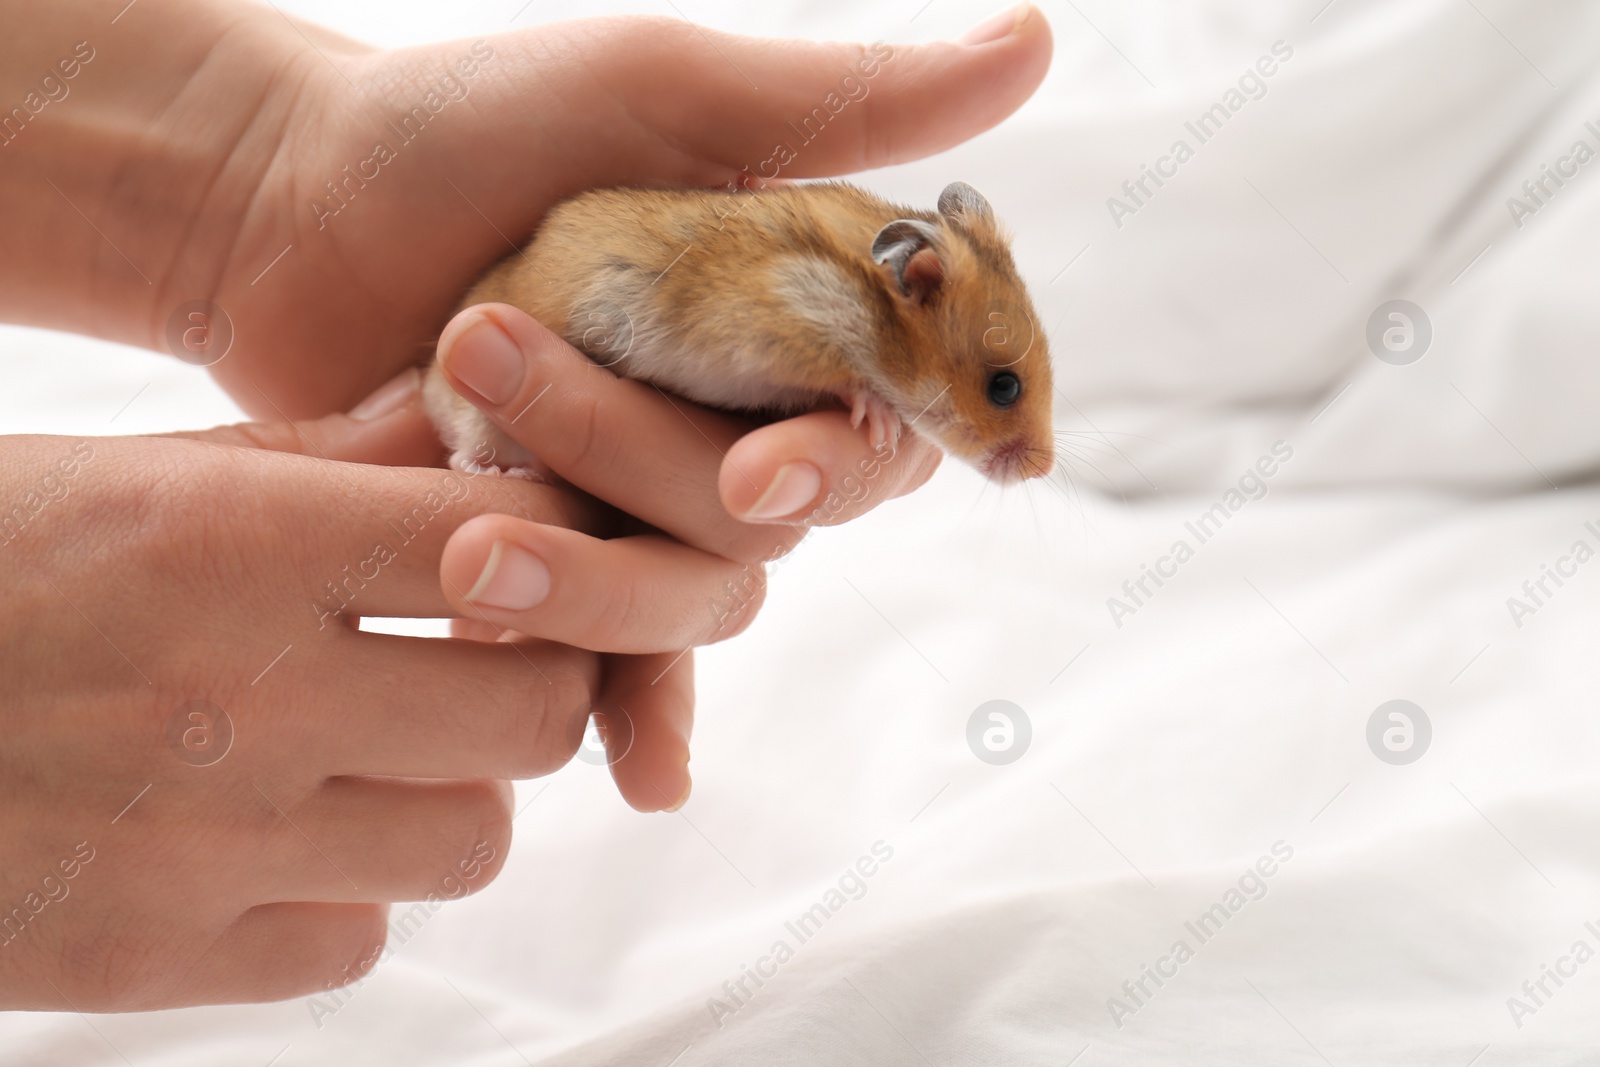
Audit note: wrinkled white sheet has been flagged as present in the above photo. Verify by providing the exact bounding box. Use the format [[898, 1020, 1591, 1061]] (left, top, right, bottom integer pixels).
[[5, 0, 1600, 1062]]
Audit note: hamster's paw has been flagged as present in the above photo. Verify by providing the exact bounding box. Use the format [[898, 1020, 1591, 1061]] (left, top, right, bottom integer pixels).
[[448, 450, 499, 476], [448, 450, 548, 483], [844, 389, 903, 453]]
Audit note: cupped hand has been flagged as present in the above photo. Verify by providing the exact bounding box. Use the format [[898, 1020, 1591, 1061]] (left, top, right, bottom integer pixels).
[[192, 6, 1051, 420], [0, 379, 737, 1011]]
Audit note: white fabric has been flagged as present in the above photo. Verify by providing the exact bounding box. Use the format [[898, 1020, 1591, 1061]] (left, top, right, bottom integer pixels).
[[5, 0, 1600, 1061]]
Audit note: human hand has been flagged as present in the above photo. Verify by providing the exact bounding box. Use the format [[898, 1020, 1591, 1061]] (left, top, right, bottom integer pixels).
[[0, 1, 1052, 421], [212, 5, 1051, 420], [0, 379, 742, 1011], [425, 299, 947, 811]]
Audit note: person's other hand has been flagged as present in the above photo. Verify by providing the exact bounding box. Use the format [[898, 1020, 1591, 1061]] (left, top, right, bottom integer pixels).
[[0, 376, 732, 1011], [429, 302, 946, 808]]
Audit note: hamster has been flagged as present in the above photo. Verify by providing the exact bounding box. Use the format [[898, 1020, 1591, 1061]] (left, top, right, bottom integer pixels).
[[424, 180, 1054, 485]]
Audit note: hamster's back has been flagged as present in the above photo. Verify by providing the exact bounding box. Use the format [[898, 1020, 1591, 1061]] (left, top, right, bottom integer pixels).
[[465, 184, 926, 412]]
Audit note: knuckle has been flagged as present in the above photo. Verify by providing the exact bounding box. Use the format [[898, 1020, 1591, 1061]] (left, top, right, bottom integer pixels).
[[461, 831, 511, 896], [493, 661, 592, 778], [705, 560, 767, 643], [328, 905, 390, 989], [599, 566, 640, 644], [49, 913, 150, 1011], [495, 710, 562, 779], [598, 16, 705, 63], [549, 389, 620, 480], [222, 420, 302, 454], [445, 783, 512, 896], [726, 524, 808, 567], [895, 441, 944, 496], [466, 783, 513, 865]]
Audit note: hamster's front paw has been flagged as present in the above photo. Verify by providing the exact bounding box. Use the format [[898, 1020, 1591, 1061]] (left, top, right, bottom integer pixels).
[[448, 450, 549, 483], [843, 388, 903, 452]]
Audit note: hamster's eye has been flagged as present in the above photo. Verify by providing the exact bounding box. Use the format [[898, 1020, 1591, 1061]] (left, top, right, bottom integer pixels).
[[987, 371, 1022, 408]]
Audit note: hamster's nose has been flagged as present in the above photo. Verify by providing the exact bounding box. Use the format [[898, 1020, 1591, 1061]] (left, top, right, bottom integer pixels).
[[983, 437, 1054, 483]]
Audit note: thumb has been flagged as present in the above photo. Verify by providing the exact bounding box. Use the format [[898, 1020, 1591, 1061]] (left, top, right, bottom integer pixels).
[[164, 368, 444, 466], [411, 6, 1051, 213]]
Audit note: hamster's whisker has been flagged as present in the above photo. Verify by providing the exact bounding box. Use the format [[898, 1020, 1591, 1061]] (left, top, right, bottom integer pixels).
[[1020, 446, 1057, 482], [1054, 427, 1166, 443], [1049, 432, 1123, 462], [965, 464, 997, 521], [1042, 453, 1092, 533], [1052, 434, 1156, 496], [1049, 442, 1129, 505], [1023, 479, 1052, 546], [1006, 443, 1073, 510], [1051, 441, 1114, 484]]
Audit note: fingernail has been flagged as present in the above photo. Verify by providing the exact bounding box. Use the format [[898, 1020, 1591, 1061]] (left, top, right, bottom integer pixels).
[[441, 313, 524, 407], [664, 778, 692, 813], [742, 461, 823, 522], [349, 368, 420, 421], [960, 3, 1029, 45], [464, 540, 551, 611]]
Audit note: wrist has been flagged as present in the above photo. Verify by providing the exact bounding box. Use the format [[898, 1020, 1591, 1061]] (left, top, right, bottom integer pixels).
[[0, 0, 312, 348]]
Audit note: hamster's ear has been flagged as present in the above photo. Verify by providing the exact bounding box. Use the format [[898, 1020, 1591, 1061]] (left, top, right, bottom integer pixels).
[[872, 219, 944, 306], [938, 182, 994, 228]]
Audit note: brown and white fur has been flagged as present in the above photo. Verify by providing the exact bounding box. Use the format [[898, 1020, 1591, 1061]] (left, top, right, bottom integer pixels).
[[424, 180, 1054, 484]]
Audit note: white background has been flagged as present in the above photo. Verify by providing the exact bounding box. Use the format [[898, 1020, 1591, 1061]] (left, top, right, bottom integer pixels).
[[6, 0, 1600, 1063]]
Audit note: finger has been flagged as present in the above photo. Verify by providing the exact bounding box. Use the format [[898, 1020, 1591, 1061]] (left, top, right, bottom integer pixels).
[[450, 617, 513, 642], [720, 410, 944, 526], [439, 515, 764, 653], [426, 8, 1052, 222], [165, 368, 448, 468], [600, 650, 695, 814], [123, 434, 610, 621], [170, 902, 389, 1009], [282, 458, 603, 620], [249, 777, 511, 904], [438, 303, 796, 564], [311, 633, 598, 779]]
